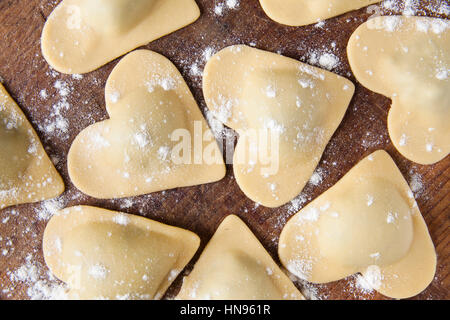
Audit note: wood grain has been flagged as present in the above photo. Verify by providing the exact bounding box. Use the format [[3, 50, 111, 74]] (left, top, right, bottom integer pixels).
[[0, 0, 448, 300]]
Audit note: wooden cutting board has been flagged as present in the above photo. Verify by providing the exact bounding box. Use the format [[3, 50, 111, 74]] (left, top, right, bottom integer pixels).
[[0, 0, 448, 300]]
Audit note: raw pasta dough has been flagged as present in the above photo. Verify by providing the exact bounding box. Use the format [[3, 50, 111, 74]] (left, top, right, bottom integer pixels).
[[0, 84, 64, 209], [348, 16, 449, 165], [203, 45, 354, 207], [177, 215, 304, 300], [43, 206, 200, 300], [41, 0, 200, 74], [259, 0, 380, 26], [68, 50, 225, 199], [279, 150, 436, 299]]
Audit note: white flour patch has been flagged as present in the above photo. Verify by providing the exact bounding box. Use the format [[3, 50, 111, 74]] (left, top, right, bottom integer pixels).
[[309, 169, 324, 186], [202, 47, 216, 62], [318, 53, 339, 70], [356, 265, 384, 292], [409, 172, 423, 194], [214, 0, 240, 16], [9, 254, 68, 300], [39, 89, 48, 99], [113, 214, 130, 226], [305, 49, 341, 71], [36, 197, 65, 221], [88, 264, 110, 280], [286, 259, 313, 281]]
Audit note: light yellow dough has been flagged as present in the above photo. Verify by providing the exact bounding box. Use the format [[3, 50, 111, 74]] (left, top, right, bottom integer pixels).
[[259, 0, 380, 26], [348, 16, 449, 165], [43, 206, 200, 300], [0, 84, 64, 209], [279, 150, 436, 299], [68, 50, 225, 199], [203, 45, 354, 207], [177, 215, 304, 300], [41, 0, 200, 74]]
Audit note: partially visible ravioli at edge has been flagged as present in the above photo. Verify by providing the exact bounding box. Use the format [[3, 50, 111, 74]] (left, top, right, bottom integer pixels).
[[43, 206, 200, 300], [348, 16, 449, 165], [0, 83, 64, 209], [177, 215, 304, 300], [259, 0, 380, 26], [41, 0, 200, 74]]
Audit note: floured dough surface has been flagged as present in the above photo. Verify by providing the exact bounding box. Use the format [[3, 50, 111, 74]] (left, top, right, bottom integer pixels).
[[177, 215, 303, 300], [348, 16, 449, 165], [41, 0, 200, 74], [68, 50, 225, 199], [203, 45, 354, 207], [259, 0, 380, 26], [0, 84, 64, 209], [279, 150, 436, 299], [43, 206, 200, 300]]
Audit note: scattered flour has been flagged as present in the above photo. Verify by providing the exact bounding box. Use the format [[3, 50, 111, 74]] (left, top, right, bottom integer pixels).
[[435, 69, 448, 80], [88, 264, 110, 280], [36, 197, 65, 221], [286, 259, 313, 281], [9, 254, 68, 300], [409, 172, 423, 193], [318, 53, 340, 70], [214, 0, 240, 16], [265, 85, 277, 98], [38, 74, 74, 140], [113, 213, 130, 226], [386, 211, 398, 224], [202, 47, 216, 62], [189, 63, 201, 77], [355, 265, 384, 292], [288, 194, 309, 214], [54, 80, 70, 97], [399, 133, 408, 146], [372, 0, 450, 33], [146, 76, 177, 92], [366, 194, 374, 207], [109, 91, 120, 103], [72, 74, 83, 81], [309, 169, 324, 186], [119, 198, 134, 209], [305, 49, 341, 71], [39, 89, 48, 100]]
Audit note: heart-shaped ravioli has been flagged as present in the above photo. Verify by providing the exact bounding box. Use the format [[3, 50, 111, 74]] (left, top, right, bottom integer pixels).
[[68, 50, 225, 199], [41, 0, 200, 74], [203, 45, 354, 207], [348, 16, 449, 164], [43, 206, 200, 300], [0, 84, 64, 209], [177, 215, 303, 300], [279, 150, 436, 299], [259, 0, 380, 26]]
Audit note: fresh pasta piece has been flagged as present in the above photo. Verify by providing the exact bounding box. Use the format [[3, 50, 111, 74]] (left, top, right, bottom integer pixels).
[[348, 16, 449, 164], [41, 0, 200, 74], [68, 50, 225, 199], [177, 215, 303, 300], [259, 0, 380, 26], [0, 83, 64, 209], [203, 45, 354, 207], [43, 206, 200, 300], [279, 150, 436, 299]]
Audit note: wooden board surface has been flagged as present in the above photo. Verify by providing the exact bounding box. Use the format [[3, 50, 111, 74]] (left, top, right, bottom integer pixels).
[[0, 0, 448, 300]]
